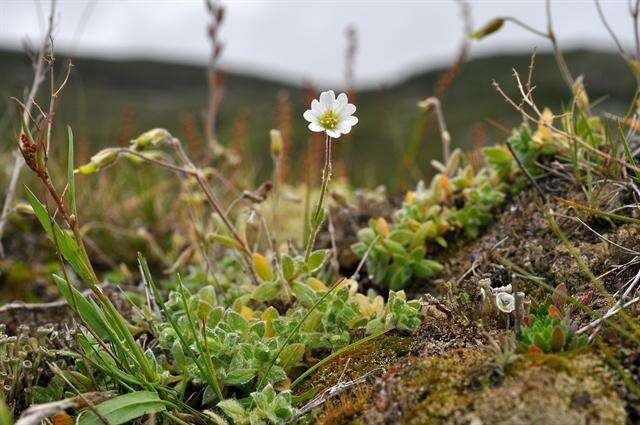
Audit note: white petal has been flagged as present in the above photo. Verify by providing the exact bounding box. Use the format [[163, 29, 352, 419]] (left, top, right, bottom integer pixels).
[[336, 122, 352, 134], [326, 129, 341, 138], [308, 122, 323, 132], [320, 90, 336, 110], [311, 99, 323, 114], [338, 103, 356, 118], [303, 110, 317, 123], [344, 115, 358, 126], [335, 93, 348, 108]]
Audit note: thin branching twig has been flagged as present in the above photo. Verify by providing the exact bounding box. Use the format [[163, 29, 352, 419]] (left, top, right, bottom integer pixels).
[[0, 0, 56, 257]]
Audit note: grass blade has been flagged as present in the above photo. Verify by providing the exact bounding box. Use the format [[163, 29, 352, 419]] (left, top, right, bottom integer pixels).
[[25, 186, 94, 285], [53, 274, 111, 341], [67, 126, 77, 216], [78, 391, 166, 425]]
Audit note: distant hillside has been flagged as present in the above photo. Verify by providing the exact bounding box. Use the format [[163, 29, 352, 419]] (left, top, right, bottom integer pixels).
[[0, 48, 635, 188]]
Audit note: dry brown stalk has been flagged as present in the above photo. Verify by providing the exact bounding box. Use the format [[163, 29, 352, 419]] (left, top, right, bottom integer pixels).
[[0, 0, 56, 257]]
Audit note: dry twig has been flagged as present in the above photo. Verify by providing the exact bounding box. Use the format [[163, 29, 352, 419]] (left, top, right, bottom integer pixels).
[[0, 0, 56, 257], [290, 368, 383, 421]]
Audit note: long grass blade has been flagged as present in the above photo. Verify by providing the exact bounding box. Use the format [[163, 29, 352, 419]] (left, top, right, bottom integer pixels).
[[67, 126, 77, 216]]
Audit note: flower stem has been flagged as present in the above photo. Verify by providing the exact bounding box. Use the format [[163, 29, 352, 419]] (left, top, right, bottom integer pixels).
[[304, 135, 332, 262]]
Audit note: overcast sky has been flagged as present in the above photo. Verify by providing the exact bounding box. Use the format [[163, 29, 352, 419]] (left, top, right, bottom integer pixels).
[[0, 1, 637, 87]]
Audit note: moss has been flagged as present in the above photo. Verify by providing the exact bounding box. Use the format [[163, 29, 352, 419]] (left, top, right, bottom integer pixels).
[[521, 351, 575, 374], [465, 351, 627, 425], [293, 334, 410, 423], [361, 348, 626, 424], [409, 315, 483, 357], [296, 334, 409, 395], [307, 179, 635, 423], [395, 349, 489, 424], [0, 259, 58, 303]]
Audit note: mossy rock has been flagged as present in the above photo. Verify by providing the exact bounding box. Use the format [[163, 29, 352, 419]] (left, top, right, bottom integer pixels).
[[361, 348, 626, 424]]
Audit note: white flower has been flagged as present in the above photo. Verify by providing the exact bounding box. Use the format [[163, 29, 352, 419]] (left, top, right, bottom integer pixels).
[[303, 90, 358, 138], [495, 292, 515, 314]]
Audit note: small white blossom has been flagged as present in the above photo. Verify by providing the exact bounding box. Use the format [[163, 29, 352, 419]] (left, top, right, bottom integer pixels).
[[495, 292, 515, 313], [303, 90, 358, 138], [491, 284, 512, 294]]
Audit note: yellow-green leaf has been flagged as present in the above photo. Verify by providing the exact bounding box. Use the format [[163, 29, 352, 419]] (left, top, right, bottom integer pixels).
[[253, 253, 274, 281]]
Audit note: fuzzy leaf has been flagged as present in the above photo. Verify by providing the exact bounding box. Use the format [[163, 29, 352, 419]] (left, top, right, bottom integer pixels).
[[253, 253, 275, 281], [279, 343, 305, 373], [382, 238, 408, 257], [291, 281, 316, 306], [217, 399, 247, 423], [306, 250, 327, 272], [253, 281, 281, 302], [223, 368, 256, 386], [389, 230, 413, 245], [282, 255, 295, 280]]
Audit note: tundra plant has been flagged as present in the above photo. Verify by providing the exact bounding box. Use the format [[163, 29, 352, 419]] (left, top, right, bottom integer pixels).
[[353, 109, 566, 290], [17, 86, 421, 424], [352, 148, 506, 290]]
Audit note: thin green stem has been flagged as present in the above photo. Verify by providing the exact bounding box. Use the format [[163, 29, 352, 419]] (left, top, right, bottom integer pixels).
[[545, 0, 575, 91], [303, 146, 312, 246], [304, 135, 332, 262]]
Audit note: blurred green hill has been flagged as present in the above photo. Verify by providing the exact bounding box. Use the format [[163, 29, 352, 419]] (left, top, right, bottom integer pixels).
[[0, 48, 635, 189]]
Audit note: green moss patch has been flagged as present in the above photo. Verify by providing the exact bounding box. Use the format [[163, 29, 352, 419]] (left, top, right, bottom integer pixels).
[[361, 348, 625, 424]]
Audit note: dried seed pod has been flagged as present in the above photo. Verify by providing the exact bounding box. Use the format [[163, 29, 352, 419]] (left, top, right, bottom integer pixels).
[[470, 18, 504, 40]]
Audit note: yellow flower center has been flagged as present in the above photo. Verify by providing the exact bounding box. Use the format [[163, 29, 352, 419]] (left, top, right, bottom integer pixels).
[[319, 110, 340, 130]]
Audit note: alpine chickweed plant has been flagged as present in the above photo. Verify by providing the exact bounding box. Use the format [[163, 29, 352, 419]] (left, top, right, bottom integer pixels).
[[352, 104, 570, 291], [15, 86, 421, 425], [352, 147, 507, 290]]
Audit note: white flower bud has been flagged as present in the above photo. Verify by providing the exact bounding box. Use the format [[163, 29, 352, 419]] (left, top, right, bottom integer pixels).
[[270, 129, 283, 157], [495, 292, 515, 314], [131, 128, 172, 151], [76, 148, 119, 174]]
